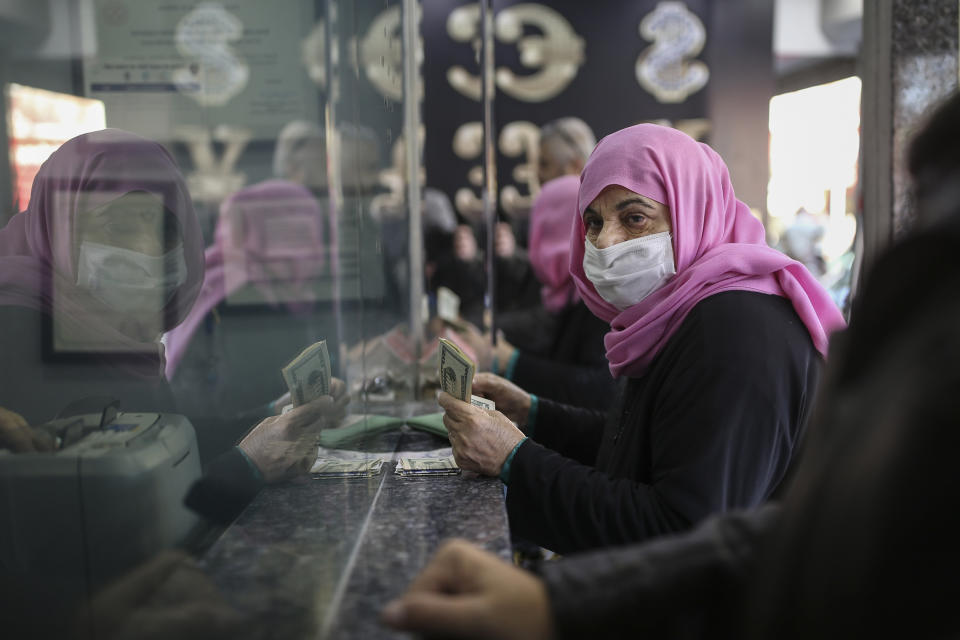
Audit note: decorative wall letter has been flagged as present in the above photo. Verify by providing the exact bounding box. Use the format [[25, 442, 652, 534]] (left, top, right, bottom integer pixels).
[[445, 3, 585, 103], [174, 124, 252, 203], [498, 121, 540, 217], [494, 4, 585, 103], [452, 121, 485, 220], [635, 1, 709, 104], [172, 2, 250, 107]]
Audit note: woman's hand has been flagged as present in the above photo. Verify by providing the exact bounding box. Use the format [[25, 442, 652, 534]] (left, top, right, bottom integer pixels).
[[0, 407, 54, 453], [239, 386, 349, 482], [271, 377, 347, 417], [454, 325, 517, 374], [470, 373, 532, 426], [453, 225, 478, 262], [438, 392, 525, 477], [494, 222, 517, 259], [454, 322, 493, 370], [89, 550, 243, 640], [381, 538, 554, 640]]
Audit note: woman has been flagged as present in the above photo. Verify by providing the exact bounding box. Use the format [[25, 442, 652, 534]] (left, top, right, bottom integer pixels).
[[0, 129, 347, 500], [461, 174, 614, 409], [439, 124, 845, 554], [0, 129, 205, 424]]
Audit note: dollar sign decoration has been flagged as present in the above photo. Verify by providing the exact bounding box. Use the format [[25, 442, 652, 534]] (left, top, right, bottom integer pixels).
[[635, 1, 709, 104], [172, 2, 249, 107]]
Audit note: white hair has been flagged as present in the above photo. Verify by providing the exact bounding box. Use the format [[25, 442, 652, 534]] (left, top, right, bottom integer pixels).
[[540, 117, 596, 167]]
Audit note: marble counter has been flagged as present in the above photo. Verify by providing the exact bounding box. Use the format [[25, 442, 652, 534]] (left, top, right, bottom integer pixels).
[[200, 405, 511, 639]]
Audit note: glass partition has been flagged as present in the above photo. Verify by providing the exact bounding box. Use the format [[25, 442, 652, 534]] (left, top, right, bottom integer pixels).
[[0, 1, 459, 634]]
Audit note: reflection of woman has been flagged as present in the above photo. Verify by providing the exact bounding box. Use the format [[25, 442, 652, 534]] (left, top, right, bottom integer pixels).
[[439, 124, 845, 554], [0, 129, 204, 423], [164, 179, 337, 451], [462, 175, 614, 409]]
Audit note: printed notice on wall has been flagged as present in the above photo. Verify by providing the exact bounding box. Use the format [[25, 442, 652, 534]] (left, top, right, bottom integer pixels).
[[82, 0, 320, 140]]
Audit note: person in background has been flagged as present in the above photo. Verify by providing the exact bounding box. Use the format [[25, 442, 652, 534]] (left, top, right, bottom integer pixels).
[[439, 118, 597, 345], [162, 179, 338, 459], [458, 175, 614, 410], [536, 117, 596, 186], [0, 127, 348, 500], [438, 123, 844, 555], [0, 129, 349, 638], [777, 207, 827, 278], [274, 120, 328, 194], [382, 91, 960, 640], [0, 129, 205, 422]]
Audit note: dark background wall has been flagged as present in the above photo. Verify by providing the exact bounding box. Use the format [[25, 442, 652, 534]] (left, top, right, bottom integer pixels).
[[421, 0, 721, 223]]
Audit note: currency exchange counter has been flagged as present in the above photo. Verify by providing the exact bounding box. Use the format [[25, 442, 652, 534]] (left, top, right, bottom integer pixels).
[[199, 401, 511, 639]]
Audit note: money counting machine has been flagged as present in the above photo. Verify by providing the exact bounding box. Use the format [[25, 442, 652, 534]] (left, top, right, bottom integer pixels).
[[0, 400, 202, 602]]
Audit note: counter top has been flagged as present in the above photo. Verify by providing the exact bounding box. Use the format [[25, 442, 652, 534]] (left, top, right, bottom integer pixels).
[[200, 406, 511, 639]]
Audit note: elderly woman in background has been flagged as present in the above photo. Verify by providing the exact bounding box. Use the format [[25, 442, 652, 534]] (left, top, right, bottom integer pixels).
[[461, 175, 614, 409], [439, 124, 845, 554]]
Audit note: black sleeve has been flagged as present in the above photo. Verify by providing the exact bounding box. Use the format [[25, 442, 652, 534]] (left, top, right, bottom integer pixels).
[[541, 505, 781, 640], [184, 446, 264, 524], [511, 353, 616, 410], [495, 250, 542, 312], [530, 397, 607, 465], [507, 297, 806, 553], [506, 440, 692, 553]]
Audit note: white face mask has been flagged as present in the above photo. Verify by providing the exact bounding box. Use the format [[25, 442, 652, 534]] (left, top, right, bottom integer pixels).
[[76, 241, 188, 314], [583, 232, 677, 310]]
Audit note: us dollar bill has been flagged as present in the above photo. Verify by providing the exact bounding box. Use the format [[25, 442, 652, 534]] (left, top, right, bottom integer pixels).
[[438, 337, 475, 402], [470, 395, 495, 410], [396, 455, 461, 477], [437, 286, 461, 322], [282, 340, 331, 406]]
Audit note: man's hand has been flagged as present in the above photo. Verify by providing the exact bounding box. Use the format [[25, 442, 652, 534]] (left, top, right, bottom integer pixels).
[[0, 407, 54, 453], [89, 550, 243, 640], [239, 380, 349, 482], [438, 392, 525, 477], [470, 373, 532, 426], [381, 539, 554, 640]]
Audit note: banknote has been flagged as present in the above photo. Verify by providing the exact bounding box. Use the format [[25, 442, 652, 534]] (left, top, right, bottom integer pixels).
[[470, 395, 495, 410], [282, 340, 331, 407], [311, 457, 384, 478], [436, 287, 469, 331], [438, 337, 475, 402], [395, 455, 461, 477], [437, 287, 461, 322]]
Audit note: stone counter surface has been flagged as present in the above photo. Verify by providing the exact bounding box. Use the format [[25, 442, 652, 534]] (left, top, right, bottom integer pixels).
[[200, 408, 511, 640]]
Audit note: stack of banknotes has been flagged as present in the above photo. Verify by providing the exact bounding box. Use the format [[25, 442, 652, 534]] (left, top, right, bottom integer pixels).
[[395, 455, 461, 477], [282, 340, 331, 406], [438, 337, 495, 410], [312, 458, 384, 478]]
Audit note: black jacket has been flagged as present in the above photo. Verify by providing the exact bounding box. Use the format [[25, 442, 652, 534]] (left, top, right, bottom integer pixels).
[[506, 290, 821, 554], [538, 226, 960, 639], [509, 302, 615, 409]]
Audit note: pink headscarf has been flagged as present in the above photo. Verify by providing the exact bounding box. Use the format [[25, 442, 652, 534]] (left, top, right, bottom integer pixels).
[[164, 179, 333, 378], [529, 175, 581, 313], [0, 129, 204, 369], [570, 124, 846, 378]]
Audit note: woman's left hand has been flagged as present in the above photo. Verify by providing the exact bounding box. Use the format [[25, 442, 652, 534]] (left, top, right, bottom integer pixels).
[[438, 392, 525, 476]]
